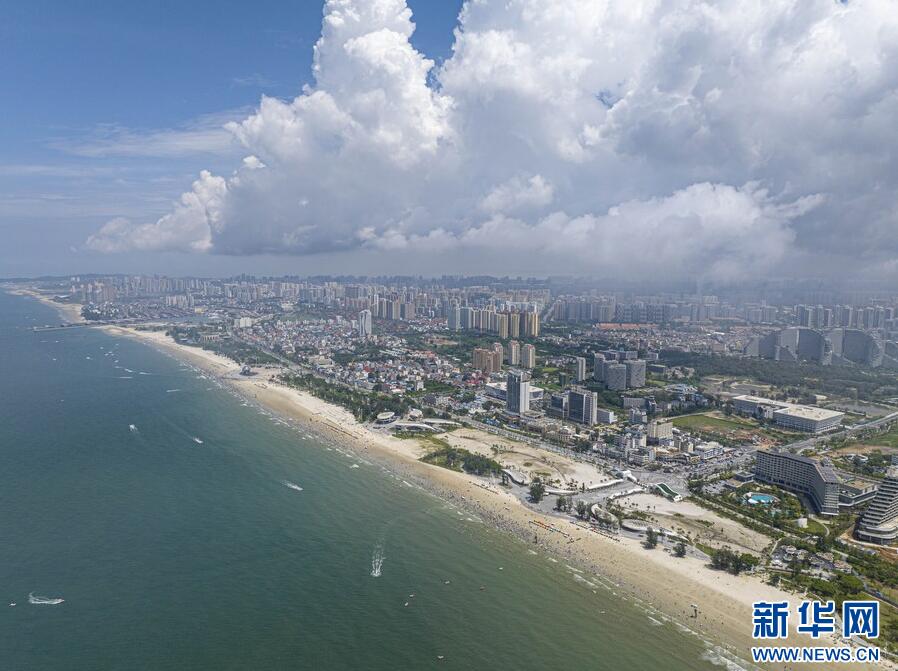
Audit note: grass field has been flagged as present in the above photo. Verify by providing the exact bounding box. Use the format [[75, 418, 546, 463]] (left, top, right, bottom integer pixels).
[[860, 423, 898, 448], [671, 413, 752, 431]]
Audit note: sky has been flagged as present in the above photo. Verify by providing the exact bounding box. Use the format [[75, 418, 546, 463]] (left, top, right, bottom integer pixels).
[[2, 0, 897, 283]]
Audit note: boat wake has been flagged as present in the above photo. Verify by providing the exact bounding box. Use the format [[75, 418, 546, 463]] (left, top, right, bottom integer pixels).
[[283, 480, 303, 492], [28, 592, 64, 605], [370, 544, 385, 578]]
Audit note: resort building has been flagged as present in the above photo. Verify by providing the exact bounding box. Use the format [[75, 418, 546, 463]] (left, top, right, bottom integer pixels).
[[856, 467, 898, 545], [732, 395, 844, 433], [754, 450, 841, 516]]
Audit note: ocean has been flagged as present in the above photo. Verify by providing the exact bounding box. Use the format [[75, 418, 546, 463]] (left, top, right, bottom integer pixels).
[[0, 290, 728, 670]]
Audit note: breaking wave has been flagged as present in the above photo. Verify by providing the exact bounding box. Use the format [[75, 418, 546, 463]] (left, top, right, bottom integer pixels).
[[370, 544, 385, 578], [28, 592, 64, 605]]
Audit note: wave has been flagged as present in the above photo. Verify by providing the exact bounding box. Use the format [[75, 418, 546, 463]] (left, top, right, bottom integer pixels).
[[28, 592, 64, 605], [165, 389, 181, 393], [700, 647, 752, 671], [123, 368, 134, 373], [138, 371, 151, 375], [118, 376, 133, 379], [192, 437, 204, 444], [283, 480, 303, 492], [370, 543, 385, 577]]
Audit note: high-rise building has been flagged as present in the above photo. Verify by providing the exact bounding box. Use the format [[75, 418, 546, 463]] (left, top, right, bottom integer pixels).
[[472, 347, 501, 375], [447, 304, 461, 331], [856, 467, 898, 545], [521, 344, 536, 369], [497, 313, 509, 339], [625, 360, 646, 388], [523, 311, 540, 338], [508, 312, 521, 339], [605, 363, 628, 391], [568, 388, 597, 425], [358, 309, 372, 338], [507, 340, 521, 366], [493, 342, 505, 371], [460, 307, 475, 330], [574, 356, 587, 382], [506, 369, 531, 415], [592, 353, 605, 381]]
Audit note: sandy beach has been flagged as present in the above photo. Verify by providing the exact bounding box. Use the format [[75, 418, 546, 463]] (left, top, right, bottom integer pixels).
[[96, 324, 888, 671], [6, 287, 87, 324], [8, 286, 880, 670]]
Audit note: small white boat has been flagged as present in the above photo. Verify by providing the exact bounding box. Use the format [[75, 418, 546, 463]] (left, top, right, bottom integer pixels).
[[129, 424, 138, 432]]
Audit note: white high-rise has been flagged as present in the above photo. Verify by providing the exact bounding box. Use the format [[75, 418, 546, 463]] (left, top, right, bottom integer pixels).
[[574, 356, 587, 382], [506, 369, 531, 415], [358, 309, 372, 338]]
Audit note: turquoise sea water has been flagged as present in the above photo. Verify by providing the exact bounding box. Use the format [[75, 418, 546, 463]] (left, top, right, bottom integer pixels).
[[0, 291, 728, 670]]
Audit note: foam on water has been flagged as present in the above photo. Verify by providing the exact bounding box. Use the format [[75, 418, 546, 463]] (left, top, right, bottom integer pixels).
[[283, 480, 303, 492], [28, 592, 64, 605], [370, 543, 385, 577]]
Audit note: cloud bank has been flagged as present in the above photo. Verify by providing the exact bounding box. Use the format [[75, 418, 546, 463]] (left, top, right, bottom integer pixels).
[[86, 0, 898, 281]]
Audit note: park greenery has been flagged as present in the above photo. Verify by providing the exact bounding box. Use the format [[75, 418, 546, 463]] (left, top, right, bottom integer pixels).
[[279, 372, 412, 422], [420, 444, 502, 476], [707, 546, 759, 574], [170, 326, 280, 365], [529, 480, 547, 503], [662, 350, 898, 401]]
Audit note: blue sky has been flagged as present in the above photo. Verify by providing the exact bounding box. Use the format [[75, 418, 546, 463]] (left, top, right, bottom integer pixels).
[[0, 0, 462, 277], [3, 1, 895, 282]]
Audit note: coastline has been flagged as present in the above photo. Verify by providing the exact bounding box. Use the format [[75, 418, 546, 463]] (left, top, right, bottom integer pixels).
[[14, 287, 881, 670], [106, 325, 826, 670], [5, 287, 87, 324]]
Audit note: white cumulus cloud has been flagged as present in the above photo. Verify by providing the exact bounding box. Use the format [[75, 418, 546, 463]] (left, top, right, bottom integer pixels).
[[87, 0, 898, 281]]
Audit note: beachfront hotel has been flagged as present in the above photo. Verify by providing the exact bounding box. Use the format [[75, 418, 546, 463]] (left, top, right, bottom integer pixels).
[[856, 467, 898, 545], [754, 450, 841, 516]]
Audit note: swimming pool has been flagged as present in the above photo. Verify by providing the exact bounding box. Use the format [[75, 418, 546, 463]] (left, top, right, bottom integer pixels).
[[744, 492, 778, 505]]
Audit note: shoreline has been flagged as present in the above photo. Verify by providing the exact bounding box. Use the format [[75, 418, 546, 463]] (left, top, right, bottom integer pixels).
[[13, 290, 884, 670], [5, 286, 87, 324], [107, 325, 812, 670]]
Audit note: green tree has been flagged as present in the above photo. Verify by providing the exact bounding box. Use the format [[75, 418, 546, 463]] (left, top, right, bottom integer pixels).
[[674, 542, 687, 558], [645, 528, 659, 549], [575, 500, 590, 520], [529, 480, 546, 503]]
